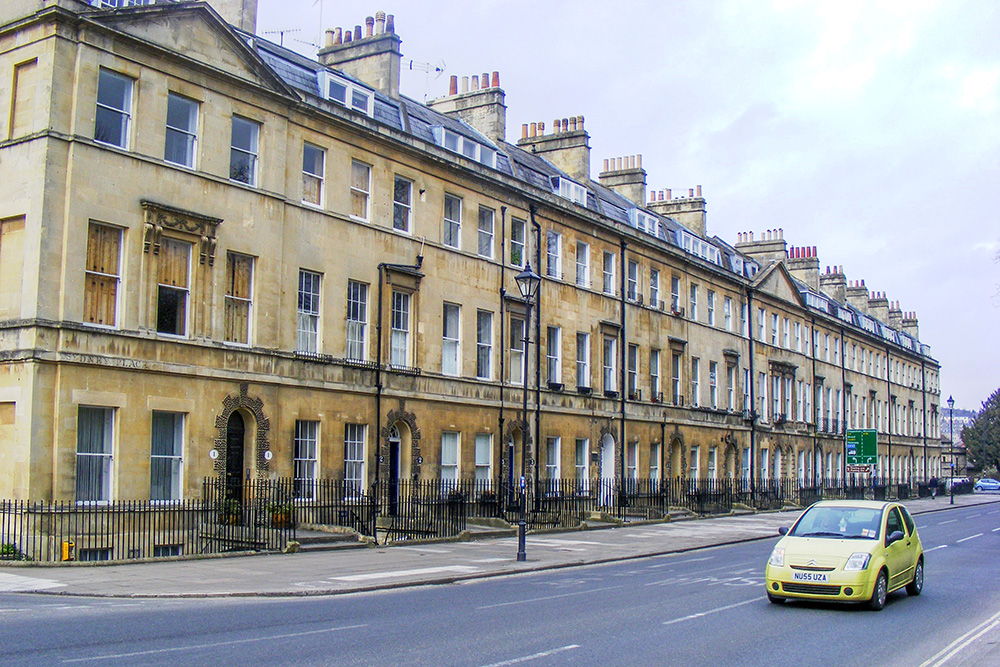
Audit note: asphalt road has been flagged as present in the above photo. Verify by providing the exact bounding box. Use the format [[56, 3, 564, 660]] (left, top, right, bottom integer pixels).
[[2, 504, 997, 667]]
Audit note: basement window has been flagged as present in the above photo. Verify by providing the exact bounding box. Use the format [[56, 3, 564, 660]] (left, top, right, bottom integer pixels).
[[549, 176, 588, 206], [319, 71, 373, 117]]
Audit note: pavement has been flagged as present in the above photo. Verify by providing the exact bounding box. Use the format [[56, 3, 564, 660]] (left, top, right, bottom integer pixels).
[[0, 492, 997, 599]]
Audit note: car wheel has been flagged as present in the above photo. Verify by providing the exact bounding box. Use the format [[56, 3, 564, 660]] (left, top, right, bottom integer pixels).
[[767, 592, 785, 604], [906, 558, 924, 596], [868, 570, 888, 611]]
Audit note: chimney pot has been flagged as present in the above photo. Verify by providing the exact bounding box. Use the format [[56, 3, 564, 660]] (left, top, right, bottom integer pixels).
[[386, 14, 395, 33], [637, 154, 642, 168], [779, 228, 784, 239], [325, 29, 335, 47], [460, 76, 469, 93], [570, 117, 578, 131], [696, 184, 702, 197], [471, 76, 479, 91], [666, 188, 672, 199], [577, 115, 585, 131], [365, 16, 374, 38], [521, 124, 528, 139], [603, 159, 609, 172], [689, 188, 695, 198], [812, 246, 817, 258], [354, 25, 362, 40], [562, 117, 570, 133], [529, 122, 537, 138], [344, 29, 353, 43], [375, 11, 385, 34], [616, 157, 623, 170], [449, 75, 458, 96], [334, 27, 342, 44], [482, 73, 489, 89], [492, 71, 500, 88], [538, 121, 545, 134]]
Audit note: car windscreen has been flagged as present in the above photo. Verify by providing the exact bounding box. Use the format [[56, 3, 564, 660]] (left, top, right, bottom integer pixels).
[[789, 506, 882, 539]]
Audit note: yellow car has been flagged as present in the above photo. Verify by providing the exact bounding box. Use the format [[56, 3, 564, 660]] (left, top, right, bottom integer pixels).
[[765, 500, 923, 610]]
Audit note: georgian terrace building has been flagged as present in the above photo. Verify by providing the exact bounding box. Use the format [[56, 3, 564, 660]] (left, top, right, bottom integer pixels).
[[0, 0, 943, 503]]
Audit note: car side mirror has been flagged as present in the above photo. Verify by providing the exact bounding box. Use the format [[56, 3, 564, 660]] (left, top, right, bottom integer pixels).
[[886, 530, 904, 545], [778, 526, 788, 536]]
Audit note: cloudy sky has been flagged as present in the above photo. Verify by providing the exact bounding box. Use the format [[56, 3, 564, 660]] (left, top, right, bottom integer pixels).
[[256, 0, 1000, 411]]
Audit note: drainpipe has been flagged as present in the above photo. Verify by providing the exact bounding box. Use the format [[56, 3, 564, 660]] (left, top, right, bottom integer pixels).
[[886, 346, 892, 487], [499, 206, 507, 507], [375, 254, 424, 503], [746, 287, 756, 497], [810, 316, 817, 485], [920, 359, 927, 480], [530, 206, 542, 504], [839, 326, 848, 485], [619, 239, 627, 492]]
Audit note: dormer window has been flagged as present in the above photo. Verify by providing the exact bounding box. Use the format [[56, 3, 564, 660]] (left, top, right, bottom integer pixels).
[[677, 231, 722, 266], [434, 128, 496, 168], [319, 71, 373, 117], [549, 176, 587, 206], [628, 208, 659, 235]]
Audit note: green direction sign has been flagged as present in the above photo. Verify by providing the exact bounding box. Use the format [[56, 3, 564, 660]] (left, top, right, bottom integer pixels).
[[846, 429, 877, 465]]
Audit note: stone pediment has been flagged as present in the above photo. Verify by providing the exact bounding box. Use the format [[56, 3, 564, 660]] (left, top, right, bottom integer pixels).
[[90, 4, 293, 97], [752, 261, 806, 307]]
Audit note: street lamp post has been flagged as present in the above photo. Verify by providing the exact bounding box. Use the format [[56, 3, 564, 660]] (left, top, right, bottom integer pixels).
[[514, 262, 540, 562], [948, 395, 955, 505]]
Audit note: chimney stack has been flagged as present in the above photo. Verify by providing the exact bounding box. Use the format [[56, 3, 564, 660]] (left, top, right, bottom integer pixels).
[[209, 0, 259, 33], [818, 264, 846, 303], [868, 291, 890, 325], [598, 154, 647, 206], [846, 280, 869, 314], [318, 11, 402, 99], [734, 228, 788, 266], [648, 185, 707, 237], [427, 70, 507, 143], [516, 114, 591, 182]]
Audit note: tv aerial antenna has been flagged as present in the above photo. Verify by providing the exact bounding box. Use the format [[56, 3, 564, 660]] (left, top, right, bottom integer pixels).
[[262, 28, 300, 47], [407, 58, 447, 102]]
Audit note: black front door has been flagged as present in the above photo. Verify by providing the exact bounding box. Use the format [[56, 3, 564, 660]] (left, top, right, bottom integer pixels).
[[226, 411, 245, 502], [388, 440, 400, 516]]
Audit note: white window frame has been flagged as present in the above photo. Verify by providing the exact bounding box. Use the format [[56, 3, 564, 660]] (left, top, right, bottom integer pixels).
[[350, 160, 371, 221], [393, 175, 412, 233], [297, 270, 321, 354], [95, 68, 132, 149], [294, 420, 319, 500], [603, 336, 618, 393], [444, 194, 461, 249], [346, 280, 368, 361], [229, 115, 259, 186], [603, 252, 615, 295], [576, 332, 590, 389], [475, 434, 493, 482], [545, 436, 561, 479], [510, 218, 525, 267], [301, 142, 325, 206], [576, 242, 590, 287], [476, 310, 493, 380], [76, 406, 114, 504], [441, 432, 460, 482], [390, 291, 410, 367], [150, 411, 183, 502], [546, 325, 562, 384], [442, 302, 461, 376], [478, 206, 495, 258], [344, 423, 366, 496], [546, 230, 561, 278], [165, 92, 198, 168], [510, 315, 525, 385]]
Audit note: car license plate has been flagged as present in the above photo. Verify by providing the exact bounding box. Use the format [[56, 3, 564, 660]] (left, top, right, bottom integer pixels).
[[792, 571, 829, 582]]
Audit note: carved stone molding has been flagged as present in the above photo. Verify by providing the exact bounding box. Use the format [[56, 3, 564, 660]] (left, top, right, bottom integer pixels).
[[141, 200, 222, 266], [213, 382, 271, 478], [381, 403, 422, 479]]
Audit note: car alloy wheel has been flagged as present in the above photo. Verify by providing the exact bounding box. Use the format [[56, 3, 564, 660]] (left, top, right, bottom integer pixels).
[[906, 559, 924, 596], [869, 570, 888, 611]]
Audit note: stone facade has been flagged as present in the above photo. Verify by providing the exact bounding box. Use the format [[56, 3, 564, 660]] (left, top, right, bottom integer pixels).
[[0, 0, 944, 502]]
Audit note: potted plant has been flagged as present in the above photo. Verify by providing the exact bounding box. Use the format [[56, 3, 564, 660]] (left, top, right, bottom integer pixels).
[[268, 501, 293, 528]]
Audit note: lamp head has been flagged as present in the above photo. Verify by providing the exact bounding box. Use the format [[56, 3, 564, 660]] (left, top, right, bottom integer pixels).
[[947, 395, 955, 410], [515, 262, 541, 300]]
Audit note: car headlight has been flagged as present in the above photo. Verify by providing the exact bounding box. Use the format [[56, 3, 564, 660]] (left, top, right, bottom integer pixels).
[[844, 552, 871, 571], [768, 547, 785, 567]]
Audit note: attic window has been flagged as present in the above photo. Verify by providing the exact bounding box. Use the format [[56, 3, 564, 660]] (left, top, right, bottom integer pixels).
[[433, 128, 496, 168], [549, 176, 587, 206], [90, 0, 155, 7], [729, 255, 745, 276], [320, 72, 373, 117], [628, 208, 659, 235], [677, 231, 722, 266]]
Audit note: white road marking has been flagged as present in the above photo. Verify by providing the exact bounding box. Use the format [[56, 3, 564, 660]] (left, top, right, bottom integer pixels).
[[956, 534, 983, 543], [940, 519, 957, 525], [663, 597, 760, 626], [394, 546, 452, 554], [988, 510, 999, 515], [61, 624, 367, 663], [471, 558, 510, 563], [925, 545, 948, 552], [331, 566, 479, 582], [992, 527, 1000, 532], [529, 538, 606, 546], [479, 645, 580, 667], [477, 585, 623, 610], [0, 572, 66, 592], [966, 513, 981, 518], [920, 608, 1000, 667]]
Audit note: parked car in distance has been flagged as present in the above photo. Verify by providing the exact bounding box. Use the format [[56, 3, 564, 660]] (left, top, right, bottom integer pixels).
[[943, 477, 970, 491], [765, 500, 923, 611], [974, 478, 1000, 492]]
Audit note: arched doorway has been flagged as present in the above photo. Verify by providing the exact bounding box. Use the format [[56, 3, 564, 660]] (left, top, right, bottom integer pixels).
[[225, 411, 245, 502], [387, 424, 402, 515]]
